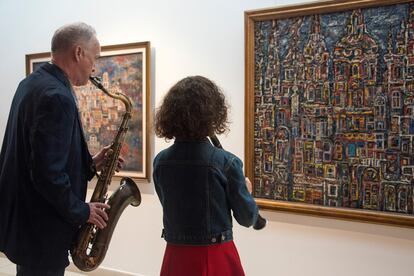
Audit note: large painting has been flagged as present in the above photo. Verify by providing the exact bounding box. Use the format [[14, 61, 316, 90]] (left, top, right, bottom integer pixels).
[[26, 42, 151, 181], [245, 0, 414, 227]]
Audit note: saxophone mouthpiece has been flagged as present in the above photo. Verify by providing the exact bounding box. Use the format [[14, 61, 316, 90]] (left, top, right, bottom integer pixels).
[[89, 76, 104, 89], [89, 75, 101, 81]]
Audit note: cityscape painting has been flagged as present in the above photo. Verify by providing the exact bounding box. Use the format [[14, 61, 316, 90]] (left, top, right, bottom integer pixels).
[[26, 42, 151, 181], [245, 0, 414, 227]]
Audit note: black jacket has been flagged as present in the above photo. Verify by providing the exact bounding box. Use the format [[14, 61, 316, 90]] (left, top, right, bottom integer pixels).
[[0, 63, 95, 268]]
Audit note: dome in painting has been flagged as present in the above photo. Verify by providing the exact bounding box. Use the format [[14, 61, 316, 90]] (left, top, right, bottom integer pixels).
[[334, 9, 378, 59]]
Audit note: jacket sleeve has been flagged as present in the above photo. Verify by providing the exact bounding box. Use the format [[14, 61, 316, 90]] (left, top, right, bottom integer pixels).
[[86, 155, 97, 181], [152, 155, 164, 204], [225, 155, 258, 227], [29, 89, 89, 225]]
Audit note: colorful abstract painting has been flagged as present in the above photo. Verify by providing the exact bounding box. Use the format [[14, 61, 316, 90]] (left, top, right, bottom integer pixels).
[[245, 0, 414, 226], [75, 53, 143, 175]]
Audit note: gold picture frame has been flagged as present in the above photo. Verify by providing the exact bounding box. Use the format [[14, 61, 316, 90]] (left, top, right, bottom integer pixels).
[[26, 42, 151, 182], [245, 0, 414, 227]]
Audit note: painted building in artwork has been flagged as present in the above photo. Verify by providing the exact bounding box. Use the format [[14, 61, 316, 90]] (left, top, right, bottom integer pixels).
[[331, 9, 380, 208], [254, 5, 414, 214], [254, 20, 280, 198], [75, 72, 123, 154], [291, 15, 332, 205]]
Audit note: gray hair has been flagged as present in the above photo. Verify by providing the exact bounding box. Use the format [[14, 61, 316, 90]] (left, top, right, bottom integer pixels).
[[51, 22, 96, 53]]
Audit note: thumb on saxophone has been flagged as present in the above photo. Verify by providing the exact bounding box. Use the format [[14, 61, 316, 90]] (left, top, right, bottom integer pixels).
[[87, 202, 110, 229]]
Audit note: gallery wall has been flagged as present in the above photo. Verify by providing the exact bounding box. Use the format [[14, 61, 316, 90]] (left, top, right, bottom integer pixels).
[[1, 0, 414, 275]]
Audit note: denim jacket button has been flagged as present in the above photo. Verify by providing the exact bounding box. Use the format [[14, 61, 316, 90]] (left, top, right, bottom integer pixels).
[[211, 237, 217, 243]]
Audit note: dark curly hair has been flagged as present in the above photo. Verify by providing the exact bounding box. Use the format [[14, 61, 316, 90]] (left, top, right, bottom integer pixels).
[[155, 76, 229, 140]]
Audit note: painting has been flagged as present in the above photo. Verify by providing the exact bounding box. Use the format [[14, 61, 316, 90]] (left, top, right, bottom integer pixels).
[[26, 42, 151, 181], [245, 0, 414, 227]]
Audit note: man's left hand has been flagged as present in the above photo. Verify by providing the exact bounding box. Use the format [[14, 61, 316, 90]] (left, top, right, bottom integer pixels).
[[92, 144, 125, 172]]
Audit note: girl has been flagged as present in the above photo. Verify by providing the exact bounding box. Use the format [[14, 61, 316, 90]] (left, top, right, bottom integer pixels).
[[153, 76, 259, 276]]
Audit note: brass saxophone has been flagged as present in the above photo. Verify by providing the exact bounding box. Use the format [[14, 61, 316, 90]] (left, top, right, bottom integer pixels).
[[70, 76, 142, 271]]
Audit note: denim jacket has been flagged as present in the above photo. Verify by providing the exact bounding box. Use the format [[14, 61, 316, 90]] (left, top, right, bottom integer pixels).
[[153, 138, 259, 245]]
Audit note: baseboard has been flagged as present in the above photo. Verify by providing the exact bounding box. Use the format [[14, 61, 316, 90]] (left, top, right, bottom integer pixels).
[[67, 263, 140, 276], [1, 253, 141, 276]]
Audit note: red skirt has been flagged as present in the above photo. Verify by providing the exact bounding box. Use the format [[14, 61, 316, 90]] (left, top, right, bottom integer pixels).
[[160, 241, 246, 276]]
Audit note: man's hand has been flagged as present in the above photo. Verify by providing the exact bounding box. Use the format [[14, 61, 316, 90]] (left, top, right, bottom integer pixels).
[[92, 145, 125, 172], [88, 202, 110, 229]]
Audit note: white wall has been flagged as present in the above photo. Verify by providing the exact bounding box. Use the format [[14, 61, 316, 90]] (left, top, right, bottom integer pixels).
[[1, 0, 414, 275]]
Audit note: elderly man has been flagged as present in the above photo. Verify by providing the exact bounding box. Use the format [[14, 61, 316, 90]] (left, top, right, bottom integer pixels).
[[0, 22, 112, 276]]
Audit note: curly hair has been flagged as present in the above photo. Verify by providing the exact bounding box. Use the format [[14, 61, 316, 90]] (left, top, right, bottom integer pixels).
[[155, 76, 229, 140]]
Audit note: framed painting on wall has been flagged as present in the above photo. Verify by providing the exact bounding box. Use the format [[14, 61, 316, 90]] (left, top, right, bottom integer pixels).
[[245, 0, 414, 227], [26, 42, 151, 181]]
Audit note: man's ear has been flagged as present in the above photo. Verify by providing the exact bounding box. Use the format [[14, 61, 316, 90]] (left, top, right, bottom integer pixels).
[[74, 45, 82, 62]]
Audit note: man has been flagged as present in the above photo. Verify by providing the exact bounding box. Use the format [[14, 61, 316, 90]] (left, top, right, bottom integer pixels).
[[0, 22, 113, 276]]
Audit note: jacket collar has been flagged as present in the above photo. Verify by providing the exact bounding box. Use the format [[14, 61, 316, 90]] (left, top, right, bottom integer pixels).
[[174, 137, 209, 144], [40, 62, 72, 89]]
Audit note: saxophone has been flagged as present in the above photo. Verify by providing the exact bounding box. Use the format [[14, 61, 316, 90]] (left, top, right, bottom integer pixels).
[[70, 76, 142, 271]]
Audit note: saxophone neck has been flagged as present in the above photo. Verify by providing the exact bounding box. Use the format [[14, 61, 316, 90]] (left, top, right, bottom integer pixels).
[[89, 76, 133, 113]]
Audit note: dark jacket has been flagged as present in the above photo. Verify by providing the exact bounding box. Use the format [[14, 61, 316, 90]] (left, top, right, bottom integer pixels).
[[0, 63, 95, 268], [153, 138, 258, 245]]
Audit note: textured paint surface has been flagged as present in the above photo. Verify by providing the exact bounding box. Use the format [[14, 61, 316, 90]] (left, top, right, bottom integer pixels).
[[253, 3, 414, 214]]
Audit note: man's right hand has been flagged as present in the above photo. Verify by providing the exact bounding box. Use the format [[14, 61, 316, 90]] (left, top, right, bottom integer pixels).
[[87, 202, 110, 229]]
